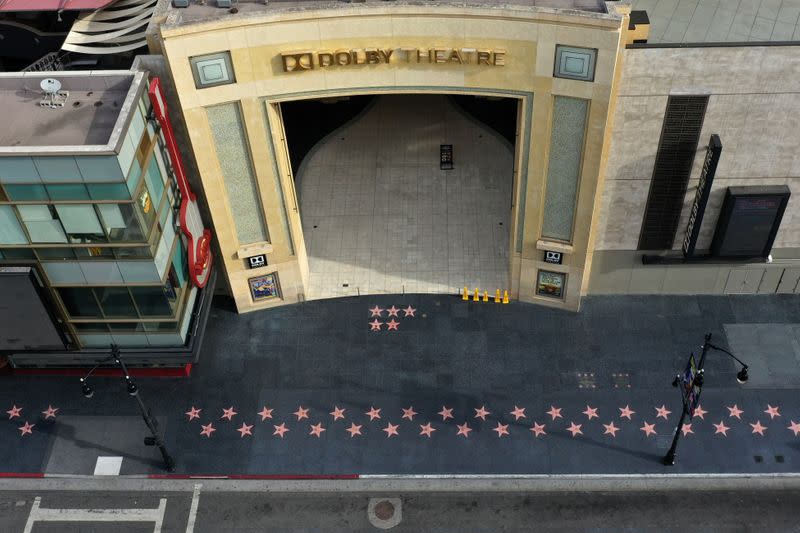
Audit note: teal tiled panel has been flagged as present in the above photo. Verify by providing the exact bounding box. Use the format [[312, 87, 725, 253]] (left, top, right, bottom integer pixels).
[[76, 156, 124, 182], [118, 260, 160, 283], [0, 157, 40, 183], [33, 156, 82, 183], [42, 262, 87, 285], [78, 261, 124, 284]]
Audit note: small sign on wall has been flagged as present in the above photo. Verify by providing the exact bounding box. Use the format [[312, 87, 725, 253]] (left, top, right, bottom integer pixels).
[[247, 255, 267, 269], [543, 251, 563, 265], [440, 144, 453, 170]]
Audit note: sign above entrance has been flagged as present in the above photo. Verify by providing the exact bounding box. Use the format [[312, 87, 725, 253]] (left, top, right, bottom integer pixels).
[[281, 47, 506, 73]]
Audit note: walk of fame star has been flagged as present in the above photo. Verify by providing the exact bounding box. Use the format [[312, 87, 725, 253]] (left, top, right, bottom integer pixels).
[[655, 405, 671, 420], [583, 405, 599, 420], [493, 423, 509, 437], [185, 406, 201, 421], [401, 406, 417, 420], [474, 406, 491, 420], [640, 421, 657, 437], [309, 422, 326, 437], [681, 423, 694, 436], [6, 405, 22, 419], [788, 421, 800, 436], [273, 423, 289, 438], [293, 406, 310, 420], [383, 422, 399, 437], [456, 422, 472, 437], [530, 422, 546, 437], [386, 319, 400, 331], [713, 420, 730, 436], [386, 306, 400, 317], [546, 405, 563, 420], [438, 406, 454, 421], [346, 422, 363, 437], [237, 423, 253, 437], [365, 407, 382, 421], [419, 423, 436, 437], [510, 406, 526, 420], [619, 405, 635, 420], [603, 422, 619, 437], [403, 306, 416, 317], [727, 405, 743, 419], [221, 407, 237, 421], [258, 406, 274, 421], [41, 405, 59, 420], [330, 406, 346, 421], [369, 305, 384, 317], [18, 421, 34, 436], [693, 404, 708, 419], [369, 319, 383, 331], [764, 404, 781, 419], [750, 420, 767, 435], [200, 423, 216, 438], [566, 422, 582, 437]]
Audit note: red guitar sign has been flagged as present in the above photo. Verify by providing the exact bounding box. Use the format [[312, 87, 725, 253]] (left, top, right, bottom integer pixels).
[[148, 77, 213, 288]]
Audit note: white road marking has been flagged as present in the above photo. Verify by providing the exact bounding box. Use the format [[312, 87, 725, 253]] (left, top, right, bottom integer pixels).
[[185, 483, 202, 533], [93, 456, 123, 476], [23, 495, 167, 533]]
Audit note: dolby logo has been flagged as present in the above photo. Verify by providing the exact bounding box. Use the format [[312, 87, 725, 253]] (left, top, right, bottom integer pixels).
[[281, 52, 314, 72]]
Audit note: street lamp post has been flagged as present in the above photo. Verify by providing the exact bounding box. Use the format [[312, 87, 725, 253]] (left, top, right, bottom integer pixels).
[[662, 333, 749, 466], [80, 345, 176, 472]]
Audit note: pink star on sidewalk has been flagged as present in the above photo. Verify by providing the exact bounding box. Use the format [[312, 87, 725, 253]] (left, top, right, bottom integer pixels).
[[41, 405, 59, 420], [386, 319, 400, 331], [401, 406, 418, 421], [403, 306, 416, 317], [619, 405, 635, 420], [530, 422, 546, 437], [365, 407, 382, 421], [566, 422, 583, 437], [438, 406, 454, 421], [456, 422, 472, 437], [510, 406, 526, 420], [419, 423, 436, 437], [693, 404, 707, 420], [293, 406, 309, 420], [474, 406, 491, 420], [185, 406, 201, 421], [369, 305, 384, 317], [787, 420, 800, 437], [713, 420, 730, 436], [603, 422, 619, 437], [383, 422, 400, 438], [200, 423, 216, 438], [493, 423, 509, 438], [330, 406, 346, 421], [346, 423, 362, 437], [273, 423, 289, 438], [386, 306, 400, 317], [727, 405, 744, 419], [546, 405, 562, 420], [655, 405, 671, 420], [681, 423, 694, 436], [764, 404, 781, 419], [258, 406, 274, 421], [309, 422, 326, 438], [18, 422, 34, 437], [237, 422, 253, 438], [369, 319, 383, 331], [6, 405, 22, 419], [750, 420, 767, 436], [583, 405, 599, 420], [640, 421, 657, 437], [221, 407, 237, 421]]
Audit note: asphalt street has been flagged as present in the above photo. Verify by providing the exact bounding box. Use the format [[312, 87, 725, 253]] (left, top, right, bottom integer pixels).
[[1, 484, 799, 532]]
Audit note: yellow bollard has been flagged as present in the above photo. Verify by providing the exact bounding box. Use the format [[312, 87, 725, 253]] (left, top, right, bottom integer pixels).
[[462, 286, 469, 301], [473, 288, 480, 301], [502, 290, 510, 304], [494, 289, 501, 303], [482, 290, 489, 302]]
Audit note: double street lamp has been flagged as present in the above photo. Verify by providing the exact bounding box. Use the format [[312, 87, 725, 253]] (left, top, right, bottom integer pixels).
[[80, 345, 175, 472], [662, 332, 749, 466]]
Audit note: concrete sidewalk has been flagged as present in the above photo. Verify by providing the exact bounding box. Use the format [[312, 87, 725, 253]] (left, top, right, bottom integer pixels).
[[1, 294, 800, 477]]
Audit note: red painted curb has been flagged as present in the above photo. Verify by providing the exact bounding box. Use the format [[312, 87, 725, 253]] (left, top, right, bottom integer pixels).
[[14, 364, 192, 378], [148, 474, 360, 480], [0, 473, 44, 478]]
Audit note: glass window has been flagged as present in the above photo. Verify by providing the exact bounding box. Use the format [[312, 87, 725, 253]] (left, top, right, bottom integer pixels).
[[144, 156, 165, 207], [137, 186, 157, 231], [127, 159, 143, 195], [54, 205, 107, 244], [0, 206, 28, 244], [74, 247, 114, 259], [537, 270, 566, 299], [143, 322, 179, 332], [46, 184, 89, 201], [97, 204, 145, 242], [113, 246, 152, 259], [58, 287, 101, 317], [72, 322, 110, 333], [108, 322, 146, 332], [541, 97, 588, 242], [36, 247, 76, 260], [130, 286, 172, 316], [172, 243, 188, 287], [0, 247, 35, 259], [87, 183, 130, 201], [5, 184, 48, 201], [190, 51, 236, 89], [18, 205, 67, 243], [554, 45, 597, 82], [94, 287, 138, 318]]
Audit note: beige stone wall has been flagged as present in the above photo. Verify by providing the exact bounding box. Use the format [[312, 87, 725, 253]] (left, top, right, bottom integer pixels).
[[158, 5, 626, 312], [598, 46, 800, 253]]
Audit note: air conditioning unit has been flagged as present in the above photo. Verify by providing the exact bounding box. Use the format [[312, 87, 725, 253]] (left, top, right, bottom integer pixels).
[[217, 0, 232, 7], [172, 0, 189, 6]]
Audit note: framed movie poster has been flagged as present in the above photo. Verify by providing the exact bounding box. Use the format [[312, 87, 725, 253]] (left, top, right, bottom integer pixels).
[[248, 273, 280, 302], [536, 270, 565, 299]]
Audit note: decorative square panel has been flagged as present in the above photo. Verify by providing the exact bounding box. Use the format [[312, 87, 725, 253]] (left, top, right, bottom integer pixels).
[[554, 45, 597, 82], [189, 52, 235, 89]]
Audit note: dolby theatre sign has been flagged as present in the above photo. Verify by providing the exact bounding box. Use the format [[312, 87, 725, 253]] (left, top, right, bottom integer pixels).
[[281, 47, 506, 72]]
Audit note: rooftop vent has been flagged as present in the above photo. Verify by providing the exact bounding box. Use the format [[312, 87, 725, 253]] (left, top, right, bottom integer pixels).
[[217, 0, 232, 7], [39, 78, 69, 109], [172, 0, 189, 6]]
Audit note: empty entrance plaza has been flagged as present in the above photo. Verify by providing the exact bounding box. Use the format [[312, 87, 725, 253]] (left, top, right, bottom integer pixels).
[[297, 95, 514, 299]]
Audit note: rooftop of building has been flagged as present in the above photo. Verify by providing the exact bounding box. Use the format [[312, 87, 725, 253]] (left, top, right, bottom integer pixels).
[[0, 71, 142, 153], [165, 0, 614, 26], [633, 0, 800, 44]]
